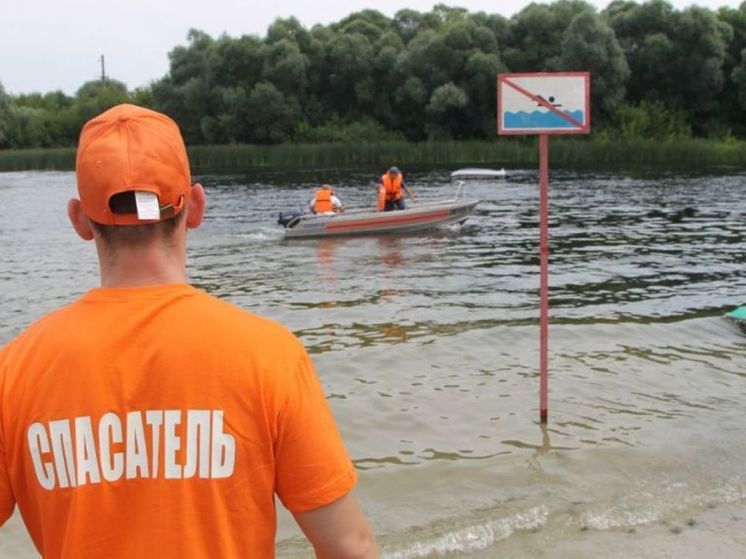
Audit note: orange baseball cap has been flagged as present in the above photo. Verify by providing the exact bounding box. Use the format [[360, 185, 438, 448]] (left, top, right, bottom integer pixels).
[[75, 104, 192, 225]]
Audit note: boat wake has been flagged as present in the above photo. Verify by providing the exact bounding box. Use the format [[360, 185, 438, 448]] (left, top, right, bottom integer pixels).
[[238, 228, 283, 241]]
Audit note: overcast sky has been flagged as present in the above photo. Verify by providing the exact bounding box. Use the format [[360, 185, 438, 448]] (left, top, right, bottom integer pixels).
[[1, 0, 741, 96]]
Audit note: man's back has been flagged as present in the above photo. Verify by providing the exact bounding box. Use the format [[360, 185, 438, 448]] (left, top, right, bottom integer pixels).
[[0, 284, 356, 558]]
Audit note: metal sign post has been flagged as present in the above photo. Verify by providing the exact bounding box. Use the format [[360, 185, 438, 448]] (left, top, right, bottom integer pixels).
[[497, 72, 591, 423], [538, 133, 549, 423]]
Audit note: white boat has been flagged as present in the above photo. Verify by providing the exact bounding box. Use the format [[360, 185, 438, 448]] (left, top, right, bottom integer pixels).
[[278, 198, 479, 239], [451, 167, 507, 180]]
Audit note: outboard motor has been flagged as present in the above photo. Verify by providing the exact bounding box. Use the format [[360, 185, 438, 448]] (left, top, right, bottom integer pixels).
[[278, 210, 304, 228]]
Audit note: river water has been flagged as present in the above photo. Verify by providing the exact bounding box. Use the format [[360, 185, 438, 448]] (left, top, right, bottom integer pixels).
[[1, 168, 745, 557]]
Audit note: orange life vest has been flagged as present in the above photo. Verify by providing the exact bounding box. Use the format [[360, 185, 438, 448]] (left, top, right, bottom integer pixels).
[[314, 188, 333, 213], [381, 173, 403, 201]]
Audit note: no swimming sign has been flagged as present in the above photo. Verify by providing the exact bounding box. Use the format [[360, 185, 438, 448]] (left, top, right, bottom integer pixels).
[[497, 72, 591, 135], [495, 71, 591, 423]]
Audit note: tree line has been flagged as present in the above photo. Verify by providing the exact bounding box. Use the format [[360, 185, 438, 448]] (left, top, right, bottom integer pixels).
[[3, 0, 746, 150]]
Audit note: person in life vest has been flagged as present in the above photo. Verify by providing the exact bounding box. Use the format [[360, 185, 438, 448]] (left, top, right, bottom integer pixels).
[[309, 184, 344, 214], [0, 104, 378, 559], [376, 166, 414, 211]]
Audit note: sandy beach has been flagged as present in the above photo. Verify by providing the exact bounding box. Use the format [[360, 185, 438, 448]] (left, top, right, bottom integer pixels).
[[5, 499, 745, 558], [469, 500, 746, 559]]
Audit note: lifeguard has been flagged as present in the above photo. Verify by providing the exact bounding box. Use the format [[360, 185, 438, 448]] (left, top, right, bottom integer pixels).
[[0, 104, 377, 559], [376, 166, 415, 211], [309, 184, 344, 214]]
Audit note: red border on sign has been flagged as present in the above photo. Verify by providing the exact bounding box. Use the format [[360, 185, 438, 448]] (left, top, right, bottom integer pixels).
[[497, 72, 591, 135]]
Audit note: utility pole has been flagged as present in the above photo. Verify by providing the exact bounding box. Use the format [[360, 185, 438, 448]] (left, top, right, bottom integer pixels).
[[100, 55, 107, 86]]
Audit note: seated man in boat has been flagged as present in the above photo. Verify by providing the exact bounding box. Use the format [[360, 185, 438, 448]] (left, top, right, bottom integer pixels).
[[377, 166, 414, 211], [309, 184, 344, 214]]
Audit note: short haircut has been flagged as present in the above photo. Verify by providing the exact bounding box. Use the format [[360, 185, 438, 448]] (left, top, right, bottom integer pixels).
[[90, 196, 185, 248]]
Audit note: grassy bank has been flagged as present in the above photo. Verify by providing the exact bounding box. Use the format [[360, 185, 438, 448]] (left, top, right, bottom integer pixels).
[[0, 148, 76, 172], [2, 138, 746, 173]]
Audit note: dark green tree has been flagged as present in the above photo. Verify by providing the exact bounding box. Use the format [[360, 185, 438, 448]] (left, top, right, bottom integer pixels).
[[391, 76, 429, 140], [207, 34, 264, 91], [425, 82, 469, 139], [7, 106, 48, 148], [673, 6, 729, 131], [554, 11, 630, 120], [10, 1, 746, 147], [716, 6, 746, 135], [604, 0, 675, 104], [0, 82, 14, 148], [614, 99, 691, 139], [504, 0, 597, 71], [468, 11, 511, 51], [606, 1, 728, 134], [245, 81, 299, 143], [317, 31, 375, 116], [261, 39, 309, 98], [462, 51, 504, 136], [153, 30, 221, 143], [266, 17, 312, 53], [335, 9, 390, 41], [75, 79, 130, 122], [392, 8, 441, 44]]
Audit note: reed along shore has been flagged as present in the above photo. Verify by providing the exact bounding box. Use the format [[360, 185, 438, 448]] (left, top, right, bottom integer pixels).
[[2, 138, 746, 173]]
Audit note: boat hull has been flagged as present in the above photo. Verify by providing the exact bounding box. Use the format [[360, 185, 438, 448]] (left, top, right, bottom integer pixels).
[[451, 167, 506, 179], [725, 306, 746, 335], [283, 199, 479, 239]]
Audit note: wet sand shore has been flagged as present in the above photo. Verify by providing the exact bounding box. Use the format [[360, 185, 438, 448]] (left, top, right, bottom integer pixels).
[[478, 499, 746, 559], [4, 499, 745, 558]]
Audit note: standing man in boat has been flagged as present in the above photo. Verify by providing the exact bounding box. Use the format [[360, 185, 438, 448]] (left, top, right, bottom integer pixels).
[[377, 166, 415, 211], [0, 104, 377, 559], [309, 184, 344, 214]]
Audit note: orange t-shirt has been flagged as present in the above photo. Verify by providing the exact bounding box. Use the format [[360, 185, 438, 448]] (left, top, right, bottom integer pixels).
[[0, 284, 356, 558]]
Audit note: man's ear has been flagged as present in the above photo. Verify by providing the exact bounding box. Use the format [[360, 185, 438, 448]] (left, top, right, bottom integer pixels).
[[67, 199, 94, 240], [186, 183, 205, 229]]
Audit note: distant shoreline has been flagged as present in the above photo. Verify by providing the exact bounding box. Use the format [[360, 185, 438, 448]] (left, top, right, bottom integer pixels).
[[2, 139, 746, 173]]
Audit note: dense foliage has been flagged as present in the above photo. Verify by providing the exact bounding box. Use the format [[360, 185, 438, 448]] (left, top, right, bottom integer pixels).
[[3, 0, 746, 149]]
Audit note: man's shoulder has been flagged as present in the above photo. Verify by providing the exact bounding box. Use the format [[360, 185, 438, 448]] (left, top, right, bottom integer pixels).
[[0, 301, 79, 366], [9, 299, 79, 337], [191, 292, 302, 347], [2, 289, 300, 359]]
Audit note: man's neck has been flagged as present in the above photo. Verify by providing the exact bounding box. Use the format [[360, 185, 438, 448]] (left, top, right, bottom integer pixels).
[[96, 241, 188, 288]]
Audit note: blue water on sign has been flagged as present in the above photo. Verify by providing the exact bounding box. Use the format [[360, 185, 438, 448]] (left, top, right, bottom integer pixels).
[[504, 109, 584, 129]]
